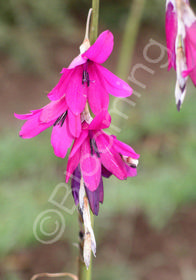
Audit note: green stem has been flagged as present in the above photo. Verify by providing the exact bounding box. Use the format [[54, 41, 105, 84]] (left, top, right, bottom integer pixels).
[[78, 212, 94, 280], [78, 257, 92, 280], [90, 0, 100, 44], [78, 5, 99, 279], [116, 0, 146, 80], [78, 2, 99, 277], [86, 1, 98, 276]]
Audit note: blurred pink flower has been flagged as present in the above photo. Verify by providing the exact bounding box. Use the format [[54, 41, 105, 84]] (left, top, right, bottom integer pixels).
[[66, 110, 139, 214], [14, 96, 77, 158], [165, 0, 196, 110], [48, 30, 133, 116], [165, 0, 177, 71]]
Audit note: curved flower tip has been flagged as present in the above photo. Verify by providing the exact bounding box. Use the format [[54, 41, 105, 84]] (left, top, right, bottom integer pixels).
[[83, 30, 114, 64], [15, 110, 52, 139]]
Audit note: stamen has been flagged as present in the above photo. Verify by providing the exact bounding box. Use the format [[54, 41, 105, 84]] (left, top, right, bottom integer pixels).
[[90, 138, 100, 158], [82, 70, 90, 87], [53, 111, 68, 127], [90, 138, 94, 156]]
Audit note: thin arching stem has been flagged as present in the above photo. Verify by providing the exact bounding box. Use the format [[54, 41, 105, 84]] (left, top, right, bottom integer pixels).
[[90, 0, 100, 45], [84, 8, 93, 41]]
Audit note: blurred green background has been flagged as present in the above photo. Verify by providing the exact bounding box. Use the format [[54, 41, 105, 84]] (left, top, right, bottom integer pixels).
[[1, 0, 196, 279]]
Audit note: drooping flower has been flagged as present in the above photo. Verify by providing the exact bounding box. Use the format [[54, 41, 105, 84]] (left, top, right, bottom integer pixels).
[[15, 30, 133, 146], [47, 29, 133, 116], [165, 0, 196, 110], [66, 110, 140, 216], [14, 96, 77, 158]]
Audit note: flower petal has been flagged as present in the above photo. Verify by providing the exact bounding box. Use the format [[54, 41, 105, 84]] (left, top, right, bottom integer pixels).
[[66, 147, 81, 183], [48, 68, 73, 101], [99, 178, 104, 203], [40, 97, 68, 123], [15, 110, 52, 139], [71, 165, 81, 205], [96, 64, 132, 97], [51, 118, 73, 158], [125, 165, 137, 177], [68, 110, 81, 137], [112, 136, 140, 159], [95, 132, 127, 180], [85, 177, 103, 216], [184, 22, 196, 85], [68, 54, 87, 69], [69, 130, 89, 158], [88, 109, 111, 130], [165, 1, 177, 70], [87, 63, 109, 115], [14, 109, 43, 120], [101, 165, 112, 178], [66, 67, 87, 115], [82, 30, 114, 64], [80, 138, 101, 191]]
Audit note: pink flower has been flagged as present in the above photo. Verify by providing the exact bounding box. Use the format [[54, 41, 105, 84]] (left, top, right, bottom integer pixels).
[[14, 96, 77, 158], [165, 0, 196, 110], [165, 0, 177, 71], [66, 110, 140, 215], [184, 18, 196, 85], [47, 30, 133, 116], [15, 30, 133, 157]]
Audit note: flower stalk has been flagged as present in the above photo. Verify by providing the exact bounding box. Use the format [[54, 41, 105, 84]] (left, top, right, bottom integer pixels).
[[78, 1, 100, 279], [175, 0, 182, 15], [90, 0, 100, 44], [78, 210, 94, 280], [78, 178, 95, 280]]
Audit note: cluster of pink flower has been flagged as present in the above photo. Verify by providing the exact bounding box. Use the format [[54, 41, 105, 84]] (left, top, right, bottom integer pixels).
[[166, 0, 196, 110], [15, 0, 196, 215], [15, 30, 139, 216]]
